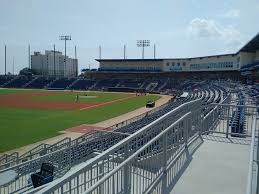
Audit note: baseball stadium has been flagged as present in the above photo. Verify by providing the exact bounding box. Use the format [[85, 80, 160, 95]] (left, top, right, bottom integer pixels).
[[0, 32, 259, 194]]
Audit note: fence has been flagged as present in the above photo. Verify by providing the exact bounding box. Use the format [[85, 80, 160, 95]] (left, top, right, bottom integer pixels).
[[0, 98, 199, 194], [36, 98, 259, 194], [36, 99, 202, 193], [0, 94, 172, 169]]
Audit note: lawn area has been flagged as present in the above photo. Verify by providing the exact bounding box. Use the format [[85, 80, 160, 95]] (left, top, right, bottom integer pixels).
[[0, 88, 35, 95], [33, 91, 132, 103], [0, 93, 160, 152]]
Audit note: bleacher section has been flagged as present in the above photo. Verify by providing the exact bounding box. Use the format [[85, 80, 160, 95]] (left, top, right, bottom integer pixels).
[[0, 76, 14, 86], [230, 91, 246, 136], [0, 74, 238, 96], [92, 79, 120, 90], [3, 76, 33, 88], [119, 79, 144, 88], [0, 81, 231, 194], [70, 79, 96, 90], [26, 77, 56, 89], [48, 78, 76, 89]]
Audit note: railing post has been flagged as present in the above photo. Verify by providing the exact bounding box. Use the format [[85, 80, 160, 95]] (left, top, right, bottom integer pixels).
[[185, 118, 189, 146], [226, 106, 230, 138], [123, 143, 130, 193], [186, 113, 192, 143], [68, 138, 72, 170], [161, 132, 168, 193]]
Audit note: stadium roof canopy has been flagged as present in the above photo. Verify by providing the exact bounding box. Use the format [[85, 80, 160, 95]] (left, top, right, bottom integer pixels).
[[239, 33, 259, 52], [95, 54, 236, 62], [96, 59, 163, 62]]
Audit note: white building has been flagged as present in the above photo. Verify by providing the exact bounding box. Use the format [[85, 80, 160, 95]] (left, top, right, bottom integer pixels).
[[31, 50, 78, 77], [97, 33, 259, 73]]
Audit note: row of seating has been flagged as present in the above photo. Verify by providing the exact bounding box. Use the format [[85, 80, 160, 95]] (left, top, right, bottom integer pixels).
[[48, 78, 76, 89], [0, 76, 14, 86], [0, 75, 195, 94], [230, 92, 246, 136], [1, 76, 33, 88], [0, 81, 225, 168], [0, 82, 228, 194]]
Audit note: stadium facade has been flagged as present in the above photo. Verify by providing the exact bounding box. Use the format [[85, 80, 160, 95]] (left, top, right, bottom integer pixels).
[[96, 33, 259, 78], [31, 50, 78, 78]]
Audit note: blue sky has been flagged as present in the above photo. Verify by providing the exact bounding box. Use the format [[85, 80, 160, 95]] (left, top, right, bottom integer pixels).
[[0, 0, 258, 74]]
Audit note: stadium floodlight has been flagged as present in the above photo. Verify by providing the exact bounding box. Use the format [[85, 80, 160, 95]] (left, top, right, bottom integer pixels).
[[59, 35, 71, 77], [137, 40, 150, 59]]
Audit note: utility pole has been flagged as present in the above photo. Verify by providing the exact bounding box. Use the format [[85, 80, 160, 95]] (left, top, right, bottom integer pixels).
[[123, 44, 126, 59], [13, 56, 14, 75], [99, 45, 102, 60], [154, 44, 156, 59], [5, 45, 6, 76], [54, 44, 56, 77], [59, 35, 71, 77], [74, 45, 77, 77], [28, 45, 30, 68]]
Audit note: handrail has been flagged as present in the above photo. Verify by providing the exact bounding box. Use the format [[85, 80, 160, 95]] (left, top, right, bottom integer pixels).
[[38, 98, 201, 193], [85, 112, 191, 194], [0, 95, 171, 168], [246, 117, 257, 194]]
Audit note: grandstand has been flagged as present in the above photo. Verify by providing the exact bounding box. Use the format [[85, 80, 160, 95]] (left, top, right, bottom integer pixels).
[[0, 33, 259, 194], [0, 80, 248, 194]]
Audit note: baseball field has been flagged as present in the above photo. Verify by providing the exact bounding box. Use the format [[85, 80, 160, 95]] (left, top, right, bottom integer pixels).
[[0, 89, 160, 152]]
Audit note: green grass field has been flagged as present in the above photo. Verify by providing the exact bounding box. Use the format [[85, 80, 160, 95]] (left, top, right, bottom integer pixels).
[[0, 89, 160, 152], [33, 91, 130, 103]]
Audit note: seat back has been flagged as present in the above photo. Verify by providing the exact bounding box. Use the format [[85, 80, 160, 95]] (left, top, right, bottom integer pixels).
[[40, 163, 54, 177]]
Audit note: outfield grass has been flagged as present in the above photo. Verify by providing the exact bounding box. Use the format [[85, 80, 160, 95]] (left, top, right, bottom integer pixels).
[[33, 91, 131, 103], [0, 92, 160, 152], [0, 88, 34, 95]]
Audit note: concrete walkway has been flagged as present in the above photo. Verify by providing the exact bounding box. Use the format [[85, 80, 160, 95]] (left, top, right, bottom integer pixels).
[[171, 135, 251, 194]]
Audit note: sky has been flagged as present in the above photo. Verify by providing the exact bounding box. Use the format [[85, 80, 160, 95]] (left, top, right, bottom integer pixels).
[[0, 0, 258, 74]]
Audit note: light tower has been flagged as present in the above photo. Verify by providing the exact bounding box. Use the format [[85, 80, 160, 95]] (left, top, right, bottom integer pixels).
[[137, 40, 150, 59], [59, 35, 71, 77]]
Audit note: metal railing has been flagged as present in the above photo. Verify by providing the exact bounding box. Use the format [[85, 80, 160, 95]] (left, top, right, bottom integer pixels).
[[246, 117, 258, 194], [0, 95, 172, 169], [0, 85, 226, 194], [0, 99, 200, 194], [34, 94, 259, 194], [202, 103, 257, 138], [36, 99, 202, 193]]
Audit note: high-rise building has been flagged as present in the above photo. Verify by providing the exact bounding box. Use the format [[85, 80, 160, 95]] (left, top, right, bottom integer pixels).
[[31, 50, 78, 77]]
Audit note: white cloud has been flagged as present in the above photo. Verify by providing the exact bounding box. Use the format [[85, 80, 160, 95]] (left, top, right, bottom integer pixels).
[[222, 9, 240, 19], [188, 18, 243, 51], [221, 26, 242, 48], [188, 18, 221, 38]]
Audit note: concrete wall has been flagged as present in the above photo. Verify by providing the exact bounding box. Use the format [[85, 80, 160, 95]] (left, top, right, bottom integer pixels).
[[163, 54, 238, 72], [99, 55, 239, 73], [99, 61, 163, 71], [239, 52, 255, 67], [255, 50, 259, 61]]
